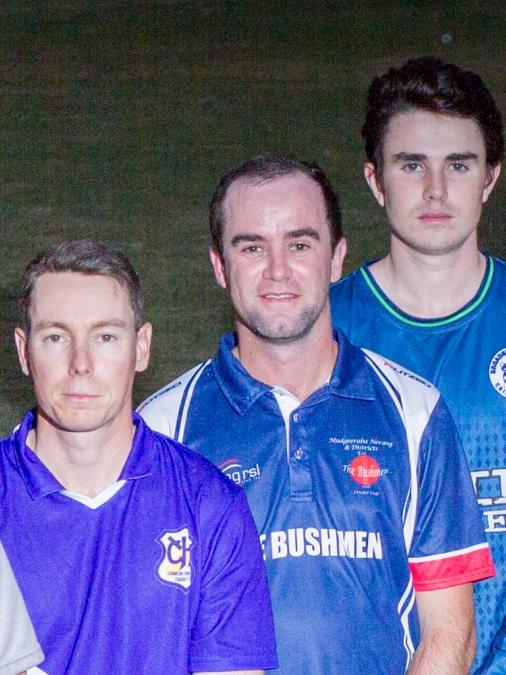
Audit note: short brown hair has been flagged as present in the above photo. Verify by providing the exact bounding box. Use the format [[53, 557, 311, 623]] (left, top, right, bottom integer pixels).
[[209, 155, 343, 256], [19, 239, 144, 333]]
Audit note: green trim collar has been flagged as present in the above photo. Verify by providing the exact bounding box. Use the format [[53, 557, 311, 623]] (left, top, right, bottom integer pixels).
[[359, 256, 494, 328]]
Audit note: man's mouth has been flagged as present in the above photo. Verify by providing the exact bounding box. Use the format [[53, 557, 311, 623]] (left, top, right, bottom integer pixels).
[[418, 212, 453, 222]]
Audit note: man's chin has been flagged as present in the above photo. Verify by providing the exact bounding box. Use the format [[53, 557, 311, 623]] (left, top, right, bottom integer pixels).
[[38, 407, 108, 434], [243, 320, 314, 343], [236, 307, 324, 344]]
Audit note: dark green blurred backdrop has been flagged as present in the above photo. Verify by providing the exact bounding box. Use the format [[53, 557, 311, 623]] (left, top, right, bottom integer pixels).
[[0, 0, 504, 432]]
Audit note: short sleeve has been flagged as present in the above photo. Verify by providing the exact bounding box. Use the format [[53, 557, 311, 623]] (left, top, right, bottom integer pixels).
[[0, 541, 44, 675], [189, 488, 277, 672], [408, 398, 495, 591]]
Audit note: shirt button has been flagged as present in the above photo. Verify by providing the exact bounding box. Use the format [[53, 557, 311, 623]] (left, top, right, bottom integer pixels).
[[293, 413, 299, 423], [293, 448, 305, 461]]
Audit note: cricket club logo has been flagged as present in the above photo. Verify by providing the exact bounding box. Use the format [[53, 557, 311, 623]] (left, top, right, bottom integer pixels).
[[489, 348, 506, 398], [157, 528, 193, 591]]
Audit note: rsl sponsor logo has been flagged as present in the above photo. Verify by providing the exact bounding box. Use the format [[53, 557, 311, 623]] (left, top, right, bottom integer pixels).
[[489, 348, 506, 398], [219, 458, 261, 486], [156, 528, 193, 591]]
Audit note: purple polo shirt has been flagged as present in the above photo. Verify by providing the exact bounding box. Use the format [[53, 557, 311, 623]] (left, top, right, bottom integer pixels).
[[0, 411, 277, 673]]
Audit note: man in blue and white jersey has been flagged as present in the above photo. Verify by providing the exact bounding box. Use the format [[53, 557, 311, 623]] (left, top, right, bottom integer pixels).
[[0, 239, 276, 675], [329, 57, 505, 673], [140, 156, 494, 674]]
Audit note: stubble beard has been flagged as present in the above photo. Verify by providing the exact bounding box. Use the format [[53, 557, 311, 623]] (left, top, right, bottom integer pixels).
[[236, 304, 325, 343]]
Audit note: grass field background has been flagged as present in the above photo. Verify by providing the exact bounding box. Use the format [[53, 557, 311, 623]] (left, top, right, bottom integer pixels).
[[0, 0, 504, 434]]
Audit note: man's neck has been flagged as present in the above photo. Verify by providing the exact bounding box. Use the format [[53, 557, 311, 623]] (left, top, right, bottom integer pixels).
[[235, 318, 337, 402], [370, 241, 486, 318], [27, 410, 135, 497]]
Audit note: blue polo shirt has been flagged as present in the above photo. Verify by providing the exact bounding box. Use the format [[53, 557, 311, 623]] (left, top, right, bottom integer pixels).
[[0, 411, 277, 674], [139, 330, 493, 674]]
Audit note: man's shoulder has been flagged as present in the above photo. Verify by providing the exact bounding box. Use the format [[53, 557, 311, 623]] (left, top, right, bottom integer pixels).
[[139, 361, 211, 410], [0, 431, 14, 451], [138, 360, 212, 438], [145, 422, 242, 501], [330, 265, 365, 297], [0, 422, 25, 466], [361, 347, 441, 412], [329, 265, 377, 332], [492, 255, 506, 278]]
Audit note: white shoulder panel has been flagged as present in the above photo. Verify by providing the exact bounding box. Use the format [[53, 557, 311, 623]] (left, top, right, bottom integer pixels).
[[137, 361, 210, 441], [362, 349, 441, 553]]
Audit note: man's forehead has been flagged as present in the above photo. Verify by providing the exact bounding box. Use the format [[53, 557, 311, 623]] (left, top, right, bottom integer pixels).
[[383, 110, 486, 154], [30, 272, 129, 315], [33, 271, 122, 293], [228, 170, 319, 195], [223, 171, 325, 219]]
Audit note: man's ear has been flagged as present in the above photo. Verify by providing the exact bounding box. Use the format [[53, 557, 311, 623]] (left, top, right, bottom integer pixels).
[[330, 237, 348, 284], [482, 163, 502, 204], [364, 162, 385, 207], [135, 322, 152, 373], [209, 247, 228, 289], [14, 327, 31, 377]]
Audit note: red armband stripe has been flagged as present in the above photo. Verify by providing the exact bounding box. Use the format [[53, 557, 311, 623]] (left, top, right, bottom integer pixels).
[[409, 545, 495, 592]]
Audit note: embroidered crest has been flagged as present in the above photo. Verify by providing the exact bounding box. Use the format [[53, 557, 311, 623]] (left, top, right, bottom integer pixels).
[[157, 528, 193, 591]]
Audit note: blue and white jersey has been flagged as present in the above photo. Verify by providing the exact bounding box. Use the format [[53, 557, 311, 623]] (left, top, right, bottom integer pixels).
[[330, 255, 506, 672], [0, 411, 277, 675], [139, 329, 493, 675]]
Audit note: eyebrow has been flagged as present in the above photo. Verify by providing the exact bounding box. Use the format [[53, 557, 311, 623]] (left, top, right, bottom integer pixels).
[[32, 319, 129, 331], [446, 152, 479, 161], [230, 227, 321, 247], [392, 151, 479, 162]]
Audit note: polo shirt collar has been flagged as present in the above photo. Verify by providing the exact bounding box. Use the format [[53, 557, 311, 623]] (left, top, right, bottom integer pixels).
[[212, 329, 376, 416], [327, 328, 377, 401], [213, 333, 271, 416], [13, 410, 62, 499], [119, 413, 155, 480], [14, 410, 155, 500]]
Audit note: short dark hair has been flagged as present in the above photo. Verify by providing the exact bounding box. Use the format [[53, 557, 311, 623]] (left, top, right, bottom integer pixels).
[[19, 239, 144, 333], [209, 155, 343, 256], [362, 56, 504, 175]]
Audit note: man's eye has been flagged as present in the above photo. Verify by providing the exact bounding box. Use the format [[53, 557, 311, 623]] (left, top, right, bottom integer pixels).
[[403, 162, 423, 173], [449, 162, 469, 173], [243, 245, 262, 254], [292, 243, 309, 252], [46, 334, 64, 343], [99, 334, 115, 343]]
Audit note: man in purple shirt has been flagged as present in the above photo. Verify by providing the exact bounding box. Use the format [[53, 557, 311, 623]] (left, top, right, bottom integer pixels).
[[0, 239, 276, 675]]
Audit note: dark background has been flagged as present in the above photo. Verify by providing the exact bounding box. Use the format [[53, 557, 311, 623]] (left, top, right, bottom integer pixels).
[[0, 0, 504, 433]]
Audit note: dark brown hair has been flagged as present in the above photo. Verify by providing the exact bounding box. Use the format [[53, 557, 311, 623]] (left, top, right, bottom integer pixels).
[[362, 56, 504, 175], [209, 155, 343, 256]]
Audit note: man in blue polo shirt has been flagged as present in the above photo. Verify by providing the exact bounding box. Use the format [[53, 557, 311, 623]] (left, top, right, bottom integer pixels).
[[140, 156, 494, 673], [329, 57, 505, 673], [0, 239, 276, 675]]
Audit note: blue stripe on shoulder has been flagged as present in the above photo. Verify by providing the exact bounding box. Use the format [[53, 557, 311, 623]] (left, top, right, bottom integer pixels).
[[174, 362, 208, 440]]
